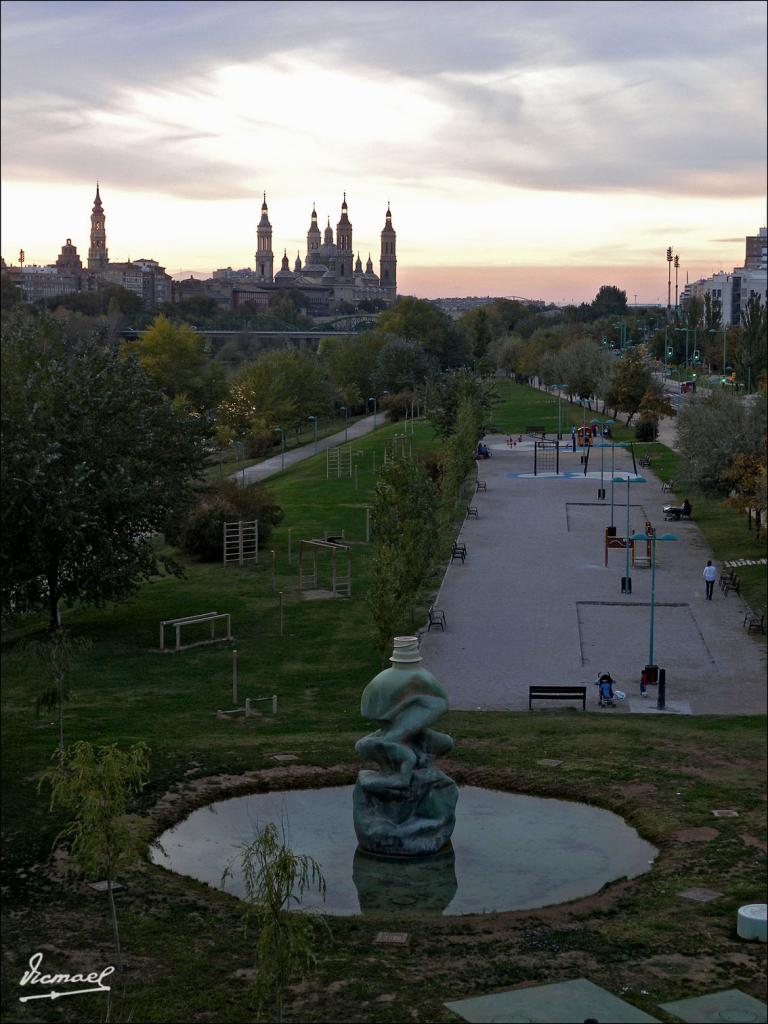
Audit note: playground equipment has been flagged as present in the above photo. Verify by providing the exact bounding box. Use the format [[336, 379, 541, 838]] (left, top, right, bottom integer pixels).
[[534, 440, 560, 475], [326, 445, 352, 479], [604, 521, 656, 568], [223, 519, 258, 566], [299, 538, 352, 598], [159, 611, 232, 652]]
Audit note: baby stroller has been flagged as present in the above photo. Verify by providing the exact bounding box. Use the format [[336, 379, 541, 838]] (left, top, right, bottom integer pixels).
[[597, 673, 616, 708]]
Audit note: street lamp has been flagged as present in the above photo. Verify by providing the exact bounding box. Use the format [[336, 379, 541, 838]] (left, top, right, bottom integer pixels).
[[631, 531, 678, 706], [308, 415, 318, 454], [612, 474, 646, 593], [368, 396, 377, 429], [591, 418, 614, 500], [273, 427, 286, 471], [553, 383, 565, 439], [673, 254, 680, 314], [340, 405, 348, 443]]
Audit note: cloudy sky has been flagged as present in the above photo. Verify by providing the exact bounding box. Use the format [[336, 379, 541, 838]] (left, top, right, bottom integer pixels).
[[1, 0, 766, 301]]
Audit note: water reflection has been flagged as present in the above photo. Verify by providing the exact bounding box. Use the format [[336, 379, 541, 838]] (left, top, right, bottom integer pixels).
[[353, 844, 457, 914]]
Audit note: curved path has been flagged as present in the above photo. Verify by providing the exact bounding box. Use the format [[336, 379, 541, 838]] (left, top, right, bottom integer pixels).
[[420, 435, 766, 715], [232, 414, 379, 484]]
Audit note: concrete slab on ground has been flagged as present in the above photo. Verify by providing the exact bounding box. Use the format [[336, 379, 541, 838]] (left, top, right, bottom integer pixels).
[[444, 978, 659, 1022], [420, 436, 766, 714], [659, 988, 767, 1022]]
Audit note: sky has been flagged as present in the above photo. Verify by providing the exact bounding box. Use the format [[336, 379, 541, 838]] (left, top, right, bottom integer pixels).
[[1, 0, 766, 303]]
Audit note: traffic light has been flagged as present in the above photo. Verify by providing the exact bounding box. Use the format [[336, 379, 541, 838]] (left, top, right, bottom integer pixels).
[[692, 373, 696, 379], [721, 377, 727, 384], [667, 348, 674, 357]]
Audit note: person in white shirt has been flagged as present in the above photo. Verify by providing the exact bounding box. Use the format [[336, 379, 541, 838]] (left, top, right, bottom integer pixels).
[[703, 560, 717, 600]]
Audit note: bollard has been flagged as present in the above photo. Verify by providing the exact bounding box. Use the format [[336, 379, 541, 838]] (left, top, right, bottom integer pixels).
[[232, 649, 238, 705], [657, 668, 666, 710], [278, 591, 284, 636], [272, 694, 278, 715], [621, 576, 632, 594]]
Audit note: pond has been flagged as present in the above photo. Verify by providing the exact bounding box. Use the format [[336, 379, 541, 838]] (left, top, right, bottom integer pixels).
[[151, 785, 657, 915]]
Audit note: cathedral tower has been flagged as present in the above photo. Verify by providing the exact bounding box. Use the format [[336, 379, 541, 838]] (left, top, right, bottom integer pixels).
[[87, 183, 108, 272], [255, 193, 274, 282], [335, 193, 353, 282], [306, 205, 321, 263], [379, 202, 397, 300]]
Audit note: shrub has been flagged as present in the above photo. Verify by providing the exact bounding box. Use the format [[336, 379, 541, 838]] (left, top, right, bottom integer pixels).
[[634, 418, 657, 441], [180, 480, 284, 561]]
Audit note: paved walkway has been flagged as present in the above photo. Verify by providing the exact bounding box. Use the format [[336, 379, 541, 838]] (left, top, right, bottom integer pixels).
[[420, 435, 766, 715], [232, 414, 379, 484]]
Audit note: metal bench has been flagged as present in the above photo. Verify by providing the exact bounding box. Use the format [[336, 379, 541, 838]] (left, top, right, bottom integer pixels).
[[744, 610, 765, 634], [451, 542, 467, 563], [722, 575, 741, 597], [476, 480, 487, 493], [661, 480, 674, 493], [529, 685, 587, 711], [427, 606, 447, 631], [719, 568, 736, 591], [466, 506, 479, 519]]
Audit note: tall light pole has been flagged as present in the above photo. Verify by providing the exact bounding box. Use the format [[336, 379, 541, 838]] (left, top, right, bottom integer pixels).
[[308, 415, 318, 453], [631, 531, 678, 687], [613, 474, 646, 593], [368, 396, 377, 429], [666, 246, 673, 318], [722, 325, 729, 381], [591, 418, 614, 500], [673, 254, 680, 315], [340, 405, 348, 443], [273, 427, 286, 470]]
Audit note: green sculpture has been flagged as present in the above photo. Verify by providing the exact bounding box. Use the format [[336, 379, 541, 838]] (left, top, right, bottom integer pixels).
[[353, 636, 458, 856]]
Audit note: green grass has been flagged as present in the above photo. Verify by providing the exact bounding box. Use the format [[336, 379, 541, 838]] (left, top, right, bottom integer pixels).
[[1, 384, 765, 1023]]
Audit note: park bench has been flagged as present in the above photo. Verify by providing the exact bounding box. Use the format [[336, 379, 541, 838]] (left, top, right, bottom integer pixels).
[[639, 456, 652, 468], [451, 542, 467, 563], [427, 606, 447, 632], [661, 480, 674, 493], [528, 685, 587, 711], [466, 506, 479, 519], [719, 568, 736, 590], [722, 575, 741, 597], [476, 480, 487, 493], [743, 610, 765, 634]]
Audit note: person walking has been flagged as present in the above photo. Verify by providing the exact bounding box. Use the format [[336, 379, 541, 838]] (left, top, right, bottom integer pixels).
[[703, 560, 717, 600]]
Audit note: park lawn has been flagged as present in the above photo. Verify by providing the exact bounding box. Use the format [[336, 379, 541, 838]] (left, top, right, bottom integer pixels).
[[1, 385, 766, 1023]]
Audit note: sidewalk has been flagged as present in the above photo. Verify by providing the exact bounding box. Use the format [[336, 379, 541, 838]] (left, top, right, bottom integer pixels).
[[232, 414, 380, 484]]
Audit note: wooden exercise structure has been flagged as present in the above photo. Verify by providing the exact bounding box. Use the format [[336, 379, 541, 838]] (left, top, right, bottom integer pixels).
[[299, 538, 352, 598]]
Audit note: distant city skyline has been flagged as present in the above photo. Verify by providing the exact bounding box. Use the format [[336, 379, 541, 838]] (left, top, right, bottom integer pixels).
[[1, 1, 766, 303]]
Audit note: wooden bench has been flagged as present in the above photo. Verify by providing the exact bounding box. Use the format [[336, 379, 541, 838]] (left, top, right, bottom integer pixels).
[[529, 685, 587, 710], [744, 610, 765, 634], [722, 575, 741, 597], [466, 506, 479, 519], [427, 606, 447, 631], [476, 480, 487, 493], [451, 542, 467, 563]]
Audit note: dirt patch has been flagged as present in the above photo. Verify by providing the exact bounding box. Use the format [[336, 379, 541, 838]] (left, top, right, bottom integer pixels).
[[622, 783, 657, 797], [740, 833, 768, 851], [672, 827, 719, 843]]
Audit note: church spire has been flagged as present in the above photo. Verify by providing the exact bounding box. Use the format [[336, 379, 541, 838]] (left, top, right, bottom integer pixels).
[[87, 182, 108, 272]]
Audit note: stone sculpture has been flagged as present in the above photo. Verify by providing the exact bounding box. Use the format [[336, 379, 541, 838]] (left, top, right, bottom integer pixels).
[[353, 636, 458, 856]]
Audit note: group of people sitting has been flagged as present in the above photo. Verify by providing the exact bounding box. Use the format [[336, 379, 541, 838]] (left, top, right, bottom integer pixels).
[[663, 498, 692, 521], [475, 443, 491, 460]]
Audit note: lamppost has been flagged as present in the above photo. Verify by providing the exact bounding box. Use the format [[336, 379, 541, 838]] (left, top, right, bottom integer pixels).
[[308, 415, 318, 453], [631, 531, 678, 705], [591, 418, 614, 500], [273, 427, 286, 471], [340, 405, 348, 443], [553, 383, 565, 439], [368, 396, 377, 429], [675, 325, 696, 370], [673, 254, 680, 314], [612, 474, 646, 593]]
